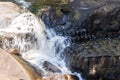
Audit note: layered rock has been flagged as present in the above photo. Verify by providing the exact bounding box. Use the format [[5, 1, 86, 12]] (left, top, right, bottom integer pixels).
[[63, 38, 120, 80], [38, 0, 120, 79], [39, 0, 120, 43]]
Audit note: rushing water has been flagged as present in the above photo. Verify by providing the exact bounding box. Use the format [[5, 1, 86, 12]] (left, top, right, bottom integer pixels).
[[14, 0, 31, 9], [0, 0, 83, 79], [0, 12, 83, 79]]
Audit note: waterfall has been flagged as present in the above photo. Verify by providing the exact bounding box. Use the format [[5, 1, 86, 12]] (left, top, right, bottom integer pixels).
[[14, 0, 31, 9], [0, 12, 83, 79]]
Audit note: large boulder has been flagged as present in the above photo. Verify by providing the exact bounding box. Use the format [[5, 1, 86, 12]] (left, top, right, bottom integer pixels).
[[0, 48, 42, 80]]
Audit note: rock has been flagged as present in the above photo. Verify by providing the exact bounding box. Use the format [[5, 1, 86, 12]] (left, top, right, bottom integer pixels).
[[42, 74, 79, 80], [84, 3, 120, 33], [42, 61, 61, 73], [0, 2, 22, 28], [0, 48, 42, 80], [63, 38, 120, 79], [39, 1, 120, 79], [39, 0, 120, 43], [8, 48, 20, 55]]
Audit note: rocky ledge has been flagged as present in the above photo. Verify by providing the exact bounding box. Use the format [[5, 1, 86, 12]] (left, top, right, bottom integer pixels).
[[39, 0, 120, 43], [63, 38, 120, 80]]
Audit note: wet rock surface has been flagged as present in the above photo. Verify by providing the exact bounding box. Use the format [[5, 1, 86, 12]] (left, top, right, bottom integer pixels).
[[42, 61, 61, 74], [0, 32, 35, 52], [0, 2, 43, 80], [63, 38, 120, 80], [39, 0, 120, 79], [42, 74, 79, 80], [0, 0, 120, 80], [39, 0, 120, 43]]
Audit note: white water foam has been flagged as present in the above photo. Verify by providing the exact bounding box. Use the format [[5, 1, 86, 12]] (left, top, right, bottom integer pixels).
[[14, 0, 31, 9], [0, 12, 83, 79]]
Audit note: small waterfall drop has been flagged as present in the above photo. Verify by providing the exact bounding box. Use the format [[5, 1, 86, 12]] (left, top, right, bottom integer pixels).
[[14, 0, 31, 9], [0, 12, 83, 80]]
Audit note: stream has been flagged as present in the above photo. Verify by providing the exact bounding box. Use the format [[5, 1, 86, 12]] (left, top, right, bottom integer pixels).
[[0, 0, 83, 80]]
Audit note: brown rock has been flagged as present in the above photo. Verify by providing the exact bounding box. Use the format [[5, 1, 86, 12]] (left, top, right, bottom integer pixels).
[[0, 48, 42, 80], [8, 48, 20, 55], [42, 74, 79, 80]]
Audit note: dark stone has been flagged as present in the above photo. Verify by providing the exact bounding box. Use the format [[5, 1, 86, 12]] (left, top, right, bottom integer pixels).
[[39, 0, 120, 43], [42, 61, 61, 73], [63, 38, 120, 80], [38, 0, 120, 79]]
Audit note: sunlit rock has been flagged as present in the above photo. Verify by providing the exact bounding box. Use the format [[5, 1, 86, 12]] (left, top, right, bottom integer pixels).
[[8, 48, 20, 55], [42, 74, 79, 80], [39, 0, 120, 43], [0, 48, 42, 80]]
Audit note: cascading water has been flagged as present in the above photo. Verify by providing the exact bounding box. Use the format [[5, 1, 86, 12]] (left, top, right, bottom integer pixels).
[[14, 0, 31, 9], [0, 12, 83, 80]]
